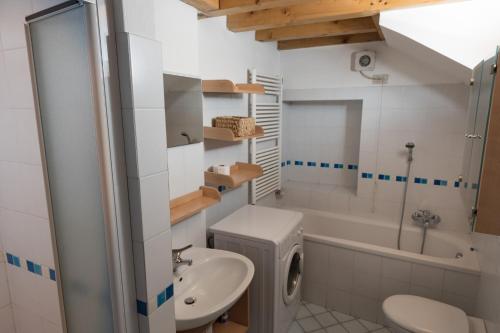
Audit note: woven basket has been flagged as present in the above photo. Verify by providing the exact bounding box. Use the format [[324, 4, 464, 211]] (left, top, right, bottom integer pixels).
[[212, 116, 256, 137]]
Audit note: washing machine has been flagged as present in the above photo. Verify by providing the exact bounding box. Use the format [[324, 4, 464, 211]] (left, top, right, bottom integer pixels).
[[209, 205, 304, 333]]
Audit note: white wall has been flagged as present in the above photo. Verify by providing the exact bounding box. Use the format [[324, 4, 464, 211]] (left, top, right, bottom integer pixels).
[[154, 0, 281, 248], [153, 0, 207, 249], [154, 0, 199, 77], [0, 243, 14, 333], [380, 0, 500, 70], [284, 101, 362, 188], [0, 1, 65, 332], [198, 17, 281, 228], [473, 233, 500, 332], [281, 41, 465, 89], [275, 42, 470, 234]]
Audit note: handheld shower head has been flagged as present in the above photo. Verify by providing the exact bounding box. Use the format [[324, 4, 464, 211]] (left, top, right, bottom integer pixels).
[[406, 142, 415, 149]]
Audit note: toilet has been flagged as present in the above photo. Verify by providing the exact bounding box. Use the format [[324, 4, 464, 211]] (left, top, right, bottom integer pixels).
[[383, 295, 485, 333]]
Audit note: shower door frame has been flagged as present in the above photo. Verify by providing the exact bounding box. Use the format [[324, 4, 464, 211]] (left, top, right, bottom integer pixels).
[[25, 1, 135, 332]]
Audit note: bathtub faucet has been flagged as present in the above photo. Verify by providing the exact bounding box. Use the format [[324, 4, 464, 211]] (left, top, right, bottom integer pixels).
[[412, 210, 440, 255], [411, 210, 441, 227]]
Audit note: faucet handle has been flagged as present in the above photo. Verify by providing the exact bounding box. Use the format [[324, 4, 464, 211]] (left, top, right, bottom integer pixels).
[[172, 244, 192, 257]]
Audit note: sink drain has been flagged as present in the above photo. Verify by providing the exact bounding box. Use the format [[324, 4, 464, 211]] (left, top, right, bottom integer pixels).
[[184, 297, 196, 305]]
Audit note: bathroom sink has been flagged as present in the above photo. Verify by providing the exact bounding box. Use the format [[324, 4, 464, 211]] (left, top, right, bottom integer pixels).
[[173, 247, 254, 331]]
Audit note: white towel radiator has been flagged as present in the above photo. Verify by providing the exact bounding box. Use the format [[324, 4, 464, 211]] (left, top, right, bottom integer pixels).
[[248, 69, 283, 204]]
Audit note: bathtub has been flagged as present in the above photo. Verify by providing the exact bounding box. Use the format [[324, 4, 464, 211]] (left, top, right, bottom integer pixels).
[[294, 207, 480, 323]]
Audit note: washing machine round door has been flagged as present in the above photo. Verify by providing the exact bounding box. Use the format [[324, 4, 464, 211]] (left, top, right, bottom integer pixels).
[[283, 244, 303, 305]]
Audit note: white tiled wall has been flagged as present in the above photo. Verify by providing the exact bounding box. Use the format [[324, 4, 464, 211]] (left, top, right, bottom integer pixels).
[[284, 101, 362, 188], [153, 0, 207, 249], [281, 83, 469, 233], [153, 3, 282, 249], [0, 244, 15, 333], [198, 17, 281, 229], [302, 240, 479, 324], [472, 233, 500, 333], [0, 1, 65, 332], [115, 1, 175, 331]]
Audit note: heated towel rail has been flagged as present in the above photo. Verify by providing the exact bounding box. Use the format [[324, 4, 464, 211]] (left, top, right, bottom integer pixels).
[[248, 69, 283, 204]]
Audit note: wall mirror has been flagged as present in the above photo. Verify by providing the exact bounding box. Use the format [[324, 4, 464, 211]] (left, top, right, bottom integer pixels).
[[163, 73, 204, 148]]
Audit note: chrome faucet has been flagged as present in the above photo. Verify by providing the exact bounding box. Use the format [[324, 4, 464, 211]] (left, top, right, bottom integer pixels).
[[172, 244, 193, 272], [411, 210, 441, 227], [412, 210, 441, 255]]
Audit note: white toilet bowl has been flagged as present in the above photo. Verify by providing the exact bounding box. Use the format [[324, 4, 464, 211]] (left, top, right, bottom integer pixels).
[[382, 295, 481, 333]]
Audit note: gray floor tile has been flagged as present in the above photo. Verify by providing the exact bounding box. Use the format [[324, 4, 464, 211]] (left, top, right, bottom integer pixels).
[[358, 319, 383, 331], [315, 312, 338, 327], [297, 304, 313, 319], [326, 325, 348, 333], [292, 301, 388, 333], [306, 303, 328, 315], [342, 320, 368, 333], [289, 321, 305, 333], [298, 317, 322, 332], [331, 310, 354, 323]]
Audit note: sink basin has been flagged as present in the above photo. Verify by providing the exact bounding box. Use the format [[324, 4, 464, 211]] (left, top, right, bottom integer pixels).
[[173, 247, 254, 331]]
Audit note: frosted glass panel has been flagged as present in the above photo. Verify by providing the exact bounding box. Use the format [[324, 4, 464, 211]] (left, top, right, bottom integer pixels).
[[468, 55, 496, 224], [29, 4, 114, 333], [461, 61, 483, 215]]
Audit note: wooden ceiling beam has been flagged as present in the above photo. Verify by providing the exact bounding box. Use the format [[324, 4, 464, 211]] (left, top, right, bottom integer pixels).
[[371, 14, 385, 41], [255, 17, 377, 42], [183, 0, 219, 13], [278, 32, 382, 50], [227, 0, 451, 32], [182, 0, 304, 16]]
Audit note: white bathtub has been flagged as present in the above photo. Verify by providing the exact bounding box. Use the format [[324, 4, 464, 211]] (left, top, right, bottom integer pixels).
[[292, 207, 480, 323], [300, 208, 480, 274]]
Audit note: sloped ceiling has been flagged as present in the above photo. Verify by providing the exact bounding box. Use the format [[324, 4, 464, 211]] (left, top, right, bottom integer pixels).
[[380, 0, 500, 70], [380, 26, 471, 82]]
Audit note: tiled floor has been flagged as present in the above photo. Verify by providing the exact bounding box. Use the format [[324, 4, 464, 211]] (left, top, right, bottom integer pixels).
[[289, 301, 390, 333]]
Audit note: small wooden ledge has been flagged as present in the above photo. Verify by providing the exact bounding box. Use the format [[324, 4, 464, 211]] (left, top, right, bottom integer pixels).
[[204, 125, 264, 142], [170, 186, 221, 225], [202, 80, 265, 94], [205, 163, 263, 189]]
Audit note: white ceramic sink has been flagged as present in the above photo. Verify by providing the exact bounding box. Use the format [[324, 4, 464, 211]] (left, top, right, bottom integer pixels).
[[173, 247, 254, 331]]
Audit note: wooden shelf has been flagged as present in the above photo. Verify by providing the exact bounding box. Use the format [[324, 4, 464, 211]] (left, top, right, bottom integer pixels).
[[204, 125, 264, 142], [213, 321, 247, 333], [170, 186, 221, 225], [202, 80, 265, 94], [205, 162, 263, 188]]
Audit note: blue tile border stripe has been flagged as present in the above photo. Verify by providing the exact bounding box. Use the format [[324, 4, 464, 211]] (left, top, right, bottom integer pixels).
[[361, 172, 373, 179], [414, 177, 428, 185], [4, 252, 56, 282], [137, 283, 174, 317], [378, 174, 390, 181], [282, 160, 460, 189], [433, 179, 448, 186], [396, 176, 407, 182]]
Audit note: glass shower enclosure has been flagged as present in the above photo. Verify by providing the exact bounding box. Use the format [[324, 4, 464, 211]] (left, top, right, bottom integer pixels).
[[26, 1, 128, 332], [461, 49, 499, 231]]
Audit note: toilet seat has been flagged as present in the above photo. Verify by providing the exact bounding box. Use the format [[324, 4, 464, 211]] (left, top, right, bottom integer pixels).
[[383, 295, 469, 333]]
